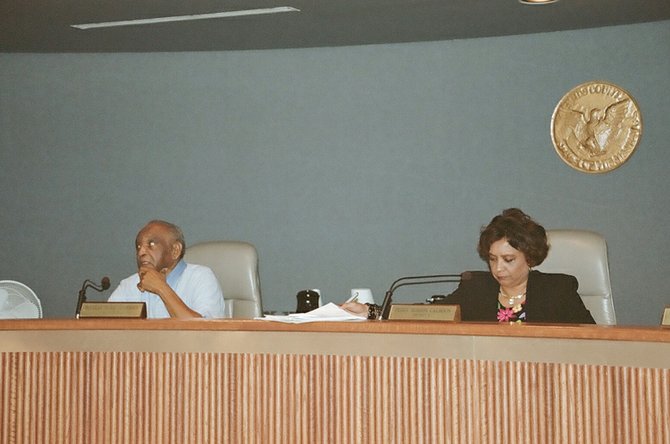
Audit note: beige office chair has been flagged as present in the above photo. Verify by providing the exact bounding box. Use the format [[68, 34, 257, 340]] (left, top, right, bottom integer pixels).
[[536, 229, 616, 325], [183, 241, 263, 318]]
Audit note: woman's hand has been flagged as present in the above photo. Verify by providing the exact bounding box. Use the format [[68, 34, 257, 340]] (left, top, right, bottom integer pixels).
[[340, 301, 368, 317]]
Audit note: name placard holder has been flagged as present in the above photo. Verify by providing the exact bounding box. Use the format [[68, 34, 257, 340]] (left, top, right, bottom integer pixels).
[[78, 302, 147, 319], [662, 306, 670, 327], [389, 304, 461, 322]]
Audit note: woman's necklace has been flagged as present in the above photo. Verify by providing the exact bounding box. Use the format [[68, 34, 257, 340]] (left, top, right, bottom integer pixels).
[[498, 288, 526, 307]]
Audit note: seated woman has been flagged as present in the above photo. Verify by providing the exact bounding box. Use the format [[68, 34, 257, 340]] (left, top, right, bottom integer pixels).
[[343, 208, 595, 324]]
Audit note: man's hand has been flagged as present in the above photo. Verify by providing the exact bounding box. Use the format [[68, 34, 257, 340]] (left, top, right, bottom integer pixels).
[[137, 265, 169, 295], [137, 264, 202, 319]]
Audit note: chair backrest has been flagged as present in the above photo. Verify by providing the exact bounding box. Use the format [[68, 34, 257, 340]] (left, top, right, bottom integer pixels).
[[536, 229, 616, 325], [183, 241, 263, 319]]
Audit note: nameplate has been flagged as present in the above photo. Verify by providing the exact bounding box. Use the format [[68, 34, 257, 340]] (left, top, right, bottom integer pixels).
[[388, 304, 461, 321], [662, 306, 670, 327], [79, 302, 147, 319]]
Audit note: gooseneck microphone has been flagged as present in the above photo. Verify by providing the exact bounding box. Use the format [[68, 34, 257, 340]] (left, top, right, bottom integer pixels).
[[75, 276, 111, 318], [378, 273, 466, 320]]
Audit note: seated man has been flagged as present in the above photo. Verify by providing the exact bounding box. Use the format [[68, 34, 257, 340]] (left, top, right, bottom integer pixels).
[[108, 220, 224, 319]]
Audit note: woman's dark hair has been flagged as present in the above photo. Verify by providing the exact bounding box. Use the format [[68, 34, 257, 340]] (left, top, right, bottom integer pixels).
[[477, 208, 549, 267]]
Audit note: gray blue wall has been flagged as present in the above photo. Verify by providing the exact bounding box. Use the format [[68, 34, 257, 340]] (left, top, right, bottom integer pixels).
[[1, 21, 669, 324]]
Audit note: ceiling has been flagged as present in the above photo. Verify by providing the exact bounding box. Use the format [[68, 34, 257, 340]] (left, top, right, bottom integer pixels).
[[2, 0, 670, 53]]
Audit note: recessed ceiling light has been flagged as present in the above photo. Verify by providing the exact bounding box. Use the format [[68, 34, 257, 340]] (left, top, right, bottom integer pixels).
[[71, 6, 300, 30], [519, 0, 559, 4]]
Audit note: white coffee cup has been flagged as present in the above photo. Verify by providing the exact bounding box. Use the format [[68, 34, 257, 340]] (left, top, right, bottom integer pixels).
[[350, 288, 374, 304], [224, 299, 234, 318], [311, 289, 322, 307]]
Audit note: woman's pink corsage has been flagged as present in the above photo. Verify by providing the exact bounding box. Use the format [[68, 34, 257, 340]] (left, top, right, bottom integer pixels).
[[497, 307, 515, 322]]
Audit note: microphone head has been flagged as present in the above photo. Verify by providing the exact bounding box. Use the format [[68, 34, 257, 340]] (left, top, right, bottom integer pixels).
[[101, 276, 111, 290]]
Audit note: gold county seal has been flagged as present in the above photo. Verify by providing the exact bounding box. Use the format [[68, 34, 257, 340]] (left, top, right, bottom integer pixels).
[[550, 81, 642, 173]]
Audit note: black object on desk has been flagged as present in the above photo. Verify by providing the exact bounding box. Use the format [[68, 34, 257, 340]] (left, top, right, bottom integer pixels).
[[295, 290, 320, 313]]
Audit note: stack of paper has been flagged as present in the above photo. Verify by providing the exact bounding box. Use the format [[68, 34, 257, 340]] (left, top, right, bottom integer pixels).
[[258, 302, 367, 323]]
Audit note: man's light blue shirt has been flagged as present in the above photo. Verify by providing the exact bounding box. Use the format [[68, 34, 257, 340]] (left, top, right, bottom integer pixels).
[[108, 259, 225, 318]]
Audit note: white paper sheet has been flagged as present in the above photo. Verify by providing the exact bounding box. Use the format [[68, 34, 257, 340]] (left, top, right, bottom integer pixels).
[[257, 302, 367, 323]]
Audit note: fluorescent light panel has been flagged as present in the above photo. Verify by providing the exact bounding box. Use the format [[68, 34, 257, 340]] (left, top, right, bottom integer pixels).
[[71, 6, 299, 30]]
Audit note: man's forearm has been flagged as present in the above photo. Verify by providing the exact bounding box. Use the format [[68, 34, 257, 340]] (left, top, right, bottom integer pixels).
[[156, 286, 203, 319]]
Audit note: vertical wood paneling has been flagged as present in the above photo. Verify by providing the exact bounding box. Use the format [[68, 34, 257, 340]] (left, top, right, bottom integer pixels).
[[1, 351, 669, 443]]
